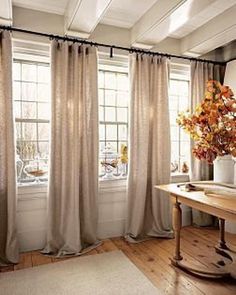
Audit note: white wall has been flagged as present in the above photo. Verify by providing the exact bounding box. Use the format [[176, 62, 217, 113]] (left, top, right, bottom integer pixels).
[[223, 60, 236, 234], [17, 175, 191, 252], [17, 180, 127, 252]]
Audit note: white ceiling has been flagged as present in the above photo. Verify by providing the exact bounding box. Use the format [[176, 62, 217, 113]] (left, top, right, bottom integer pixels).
[[12, 0, 70, 15], [100, 0, 158, 28], [2, 0, 236, 57]]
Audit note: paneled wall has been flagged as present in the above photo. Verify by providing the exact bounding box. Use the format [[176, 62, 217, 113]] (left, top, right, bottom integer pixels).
[[17, 175, 191, 252]]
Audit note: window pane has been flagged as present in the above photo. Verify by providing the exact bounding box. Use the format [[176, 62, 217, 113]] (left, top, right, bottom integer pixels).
[[22, 82, 36, 101], [118, 125, 127, 140], [105, 90, 116, 106], [170, 110, 178, 125], [22, 102, 36, 119], [106, 125, 117, 140], [117, 74, 128, 91], [169, 95, 178, 110], [99, 106, 104, 121], [14, 101, 21, 118], [37, 83, 50, 102], [171, 143, 179, 164], [105, 72, 116, 89], [16, 122, 21, 140], [98, 71, 104, 88], [98, 69, 129, 179], [117, 92, 128, 107], [169, 77, 190, 172], [170, 80, 179, 94], [180, 141, 190, 160], [13, 82, 21, 100], [38, 123, 50, 140], [117, 108, 127, 122], [13, 63, 21, 80], [178, 81, 189, 96], [38, 65, 50, 83], [107, 141, 118, 152], [17, 141, 37, 160], [22, 64, 37, 82], [38, 103, 50, 120], [22, 122, 37, 140], [99, 125, 105, 140], [99, 141, 105, 153], [179, 96, 189, 112], [14, 60, 50, 182], [171, 126, 179, 141], [180, 129, 190, 142], [105, 107, 116, 122], [38, 142, 49, 158], [99, 89, 104, 105]]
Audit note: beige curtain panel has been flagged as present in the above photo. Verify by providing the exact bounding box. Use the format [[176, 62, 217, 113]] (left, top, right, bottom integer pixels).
[[42, 41, 100, 257], [190, 60, 226, 226], [0, 31, 19, 265], [126, 54, 173, 242]]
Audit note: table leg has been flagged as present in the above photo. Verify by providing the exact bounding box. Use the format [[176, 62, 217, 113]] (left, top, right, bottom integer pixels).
[[170, 198, 231, 278], [218, 218, 228, 249], [172, 200, 183, 264]]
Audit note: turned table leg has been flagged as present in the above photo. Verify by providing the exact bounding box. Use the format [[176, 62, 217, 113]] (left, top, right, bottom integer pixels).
[[172, 199, 183, 264], [219, 218, 228, 249]]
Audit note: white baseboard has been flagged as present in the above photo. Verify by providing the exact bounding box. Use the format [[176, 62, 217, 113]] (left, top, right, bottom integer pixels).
[[97, 219, 125, 239], [18, 228, 46, 252]]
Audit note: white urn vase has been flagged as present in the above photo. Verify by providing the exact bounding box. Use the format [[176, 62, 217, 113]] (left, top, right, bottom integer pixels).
[[213, 155, 235, 184], [214, 155, 236, 234]]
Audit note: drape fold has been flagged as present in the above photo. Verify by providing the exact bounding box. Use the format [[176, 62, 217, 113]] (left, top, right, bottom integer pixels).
[[42, 41, 100, 256], [0, 31, 19, 265], [125, 54, 173, 242], [190, 60, 226, 226]]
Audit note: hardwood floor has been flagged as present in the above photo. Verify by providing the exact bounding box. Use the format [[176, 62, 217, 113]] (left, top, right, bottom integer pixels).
[[1, 226, 236, 294]]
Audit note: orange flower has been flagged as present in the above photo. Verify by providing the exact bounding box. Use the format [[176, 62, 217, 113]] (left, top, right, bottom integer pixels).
[[177, 80, 236, 163], [220, 85, 234, 98]]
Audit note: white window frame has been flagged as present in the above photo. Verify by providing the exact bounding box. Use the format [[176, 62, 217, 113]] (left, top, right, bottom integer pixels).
[[169, 61, 191, 177], [15, 48, 191, 197], [98, 68, 129, 181]]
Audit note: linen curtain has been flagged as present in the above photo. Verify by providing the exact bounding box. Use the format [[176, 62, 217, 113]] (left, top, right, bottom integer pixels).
[[0, 31, 19, 265], [125, 54, 173, 241], [190, 60, 226, 226], [43, 41, 100, 256]]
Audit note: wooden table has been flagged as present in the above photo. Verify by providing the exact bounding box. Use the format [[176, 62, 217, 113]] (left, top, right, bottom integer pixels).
[[156, 183, 236, 279]]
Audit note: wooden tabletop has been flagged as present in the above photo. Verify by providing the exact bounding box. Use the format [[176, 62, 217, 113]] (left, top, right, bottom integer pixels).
[[156, 183, 236, 221]]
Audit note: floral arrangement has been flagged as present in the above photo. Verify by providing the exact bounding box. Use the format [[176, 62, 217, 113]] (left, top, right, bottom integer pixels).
[[177, 80, 236, 164]]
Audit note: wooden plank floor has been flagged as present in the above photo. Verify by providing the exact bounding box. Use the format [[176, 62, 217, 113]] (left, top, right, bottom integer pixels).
[[1, 226, 236, 294]]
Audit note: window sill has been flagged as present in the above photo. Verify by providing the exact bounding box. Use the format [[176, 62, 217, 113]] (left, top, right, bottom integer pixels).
[[17, 173, 189, 199], [171, 172, 190, 183]]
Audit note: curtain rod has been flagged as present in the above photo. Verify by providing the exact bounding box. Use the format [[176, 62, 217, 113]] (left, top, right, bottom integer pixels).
[[0, 25, 226, 65]]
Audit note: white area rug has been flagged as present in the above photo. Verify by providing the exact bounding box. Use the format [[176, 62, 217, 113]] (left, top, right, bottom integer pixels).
[[0, 251, 160, 295]]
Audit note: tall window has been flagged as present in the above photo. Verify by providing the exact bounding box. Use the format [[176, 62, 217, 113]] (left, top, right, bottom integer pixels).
[[169, 66, 190, 173], [13, 59, 50, 182], [98, 68, 129, 178]]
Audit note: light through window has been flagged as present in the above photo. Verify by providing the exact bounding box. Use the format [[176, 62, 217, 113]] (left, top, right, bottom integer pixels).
[[13, 59, 50, 183], [169, 76, 190, 174], [98, 69, 129, 179]]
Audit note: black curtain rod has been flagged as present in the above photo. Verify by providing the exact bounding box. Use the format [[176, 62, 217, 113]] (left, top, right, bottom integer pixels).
[[0, 25, 226, 65]]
